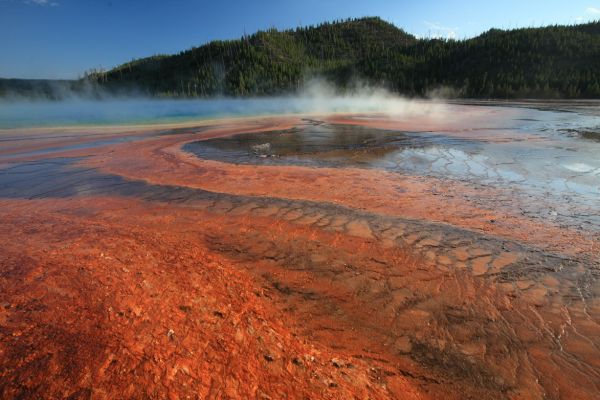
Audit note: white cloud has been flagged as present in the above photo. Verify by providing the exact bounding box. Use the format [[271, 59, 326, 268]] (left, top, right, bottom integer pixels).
[[26, 0, 59, 6], [423, 21, 458, 39], [575, 5, 600, 22]]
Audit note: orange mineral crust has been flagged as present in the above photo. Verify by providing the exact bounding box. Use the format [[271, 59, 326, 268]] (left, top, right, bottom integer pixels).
[[1, 107, 600, 399], [0, 198, 421, 400]]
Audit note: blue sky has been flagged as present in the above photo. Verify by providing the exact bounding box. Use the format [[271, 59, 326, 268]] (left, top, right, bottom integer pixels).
[[1, 0, 599, 79]]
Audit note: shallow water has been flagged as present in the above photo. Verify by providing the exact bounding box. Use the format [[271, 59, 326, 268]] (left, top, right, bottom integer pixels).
[[185, 109, 600, 232], [0, 96, 430, 128], [0, 98, 285, 128]]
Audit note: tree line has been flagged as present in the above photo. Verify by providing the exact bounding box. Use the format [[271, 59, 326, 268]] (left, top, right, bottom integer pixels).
[[4, 17, 600, 99]]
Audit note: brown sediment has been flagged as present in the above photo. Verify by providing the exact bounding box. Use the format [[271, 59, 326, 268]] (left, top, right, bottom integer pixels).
[[1, 110, 599, 399]]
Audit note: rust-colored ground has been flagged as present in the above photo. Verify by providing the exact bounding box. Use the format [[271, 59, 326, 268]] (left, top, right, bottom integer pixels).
[[1, 111, 599, 399]]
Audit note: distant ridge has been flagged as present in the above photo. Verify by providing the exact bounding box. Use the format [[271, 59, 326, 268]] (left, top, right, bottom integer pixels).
[[3, 17, 600, 99]]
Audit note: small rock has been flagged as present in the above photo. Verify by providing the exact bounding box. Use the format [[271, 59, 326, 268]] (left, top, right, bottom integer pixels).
[[331, 358, 345, 368], [324, 379, 338, 388], [264, 354, 274, 362], [292, 357, 303, 366], [167, 329, 175, 340], [304, 354, 315, 363]]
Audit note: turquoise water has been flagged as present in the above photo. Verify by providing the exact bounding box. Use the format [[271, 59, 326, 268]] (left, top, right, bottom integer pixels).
[[0, 98, 296, 128], [0, 97, 405, 129]]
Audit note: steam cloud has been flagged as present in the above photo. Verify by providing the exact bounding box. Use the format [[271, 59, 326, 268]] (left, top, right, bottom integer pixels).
[[0, 77, 457, 129]]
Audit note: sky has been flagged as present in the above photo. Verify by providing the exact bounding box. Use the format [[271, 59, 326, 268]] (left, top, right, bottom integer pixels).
[[1, 0, 599, 79]]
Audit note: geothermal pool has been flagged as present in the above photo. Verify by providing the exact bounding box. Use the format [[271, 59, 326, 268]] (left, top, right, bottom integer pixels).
[[186, 107, 600, 232], [1, 101, 599, 399]]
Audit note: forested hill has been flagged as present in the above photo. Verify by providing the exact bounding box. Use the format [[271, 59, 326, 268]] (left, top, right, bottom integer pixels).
[[94, 17, 417, 97], [4, 17, 600, 99]]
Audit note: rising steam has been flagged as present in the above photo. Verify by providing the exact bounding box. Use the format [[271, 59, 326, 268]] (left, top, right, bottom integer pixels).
[[0, 77, 459, 129]]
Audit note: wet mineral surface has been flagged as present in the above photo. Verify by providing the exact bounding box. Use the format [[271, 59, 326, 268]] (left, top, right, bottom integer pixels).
[[1, 103, 599, 399]]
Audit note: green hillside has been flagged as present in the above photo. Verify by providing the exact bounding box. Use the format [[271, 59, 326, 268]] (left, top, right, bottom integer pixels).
[[94, 17, 417, 96], [5, 17, 600, 99]]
